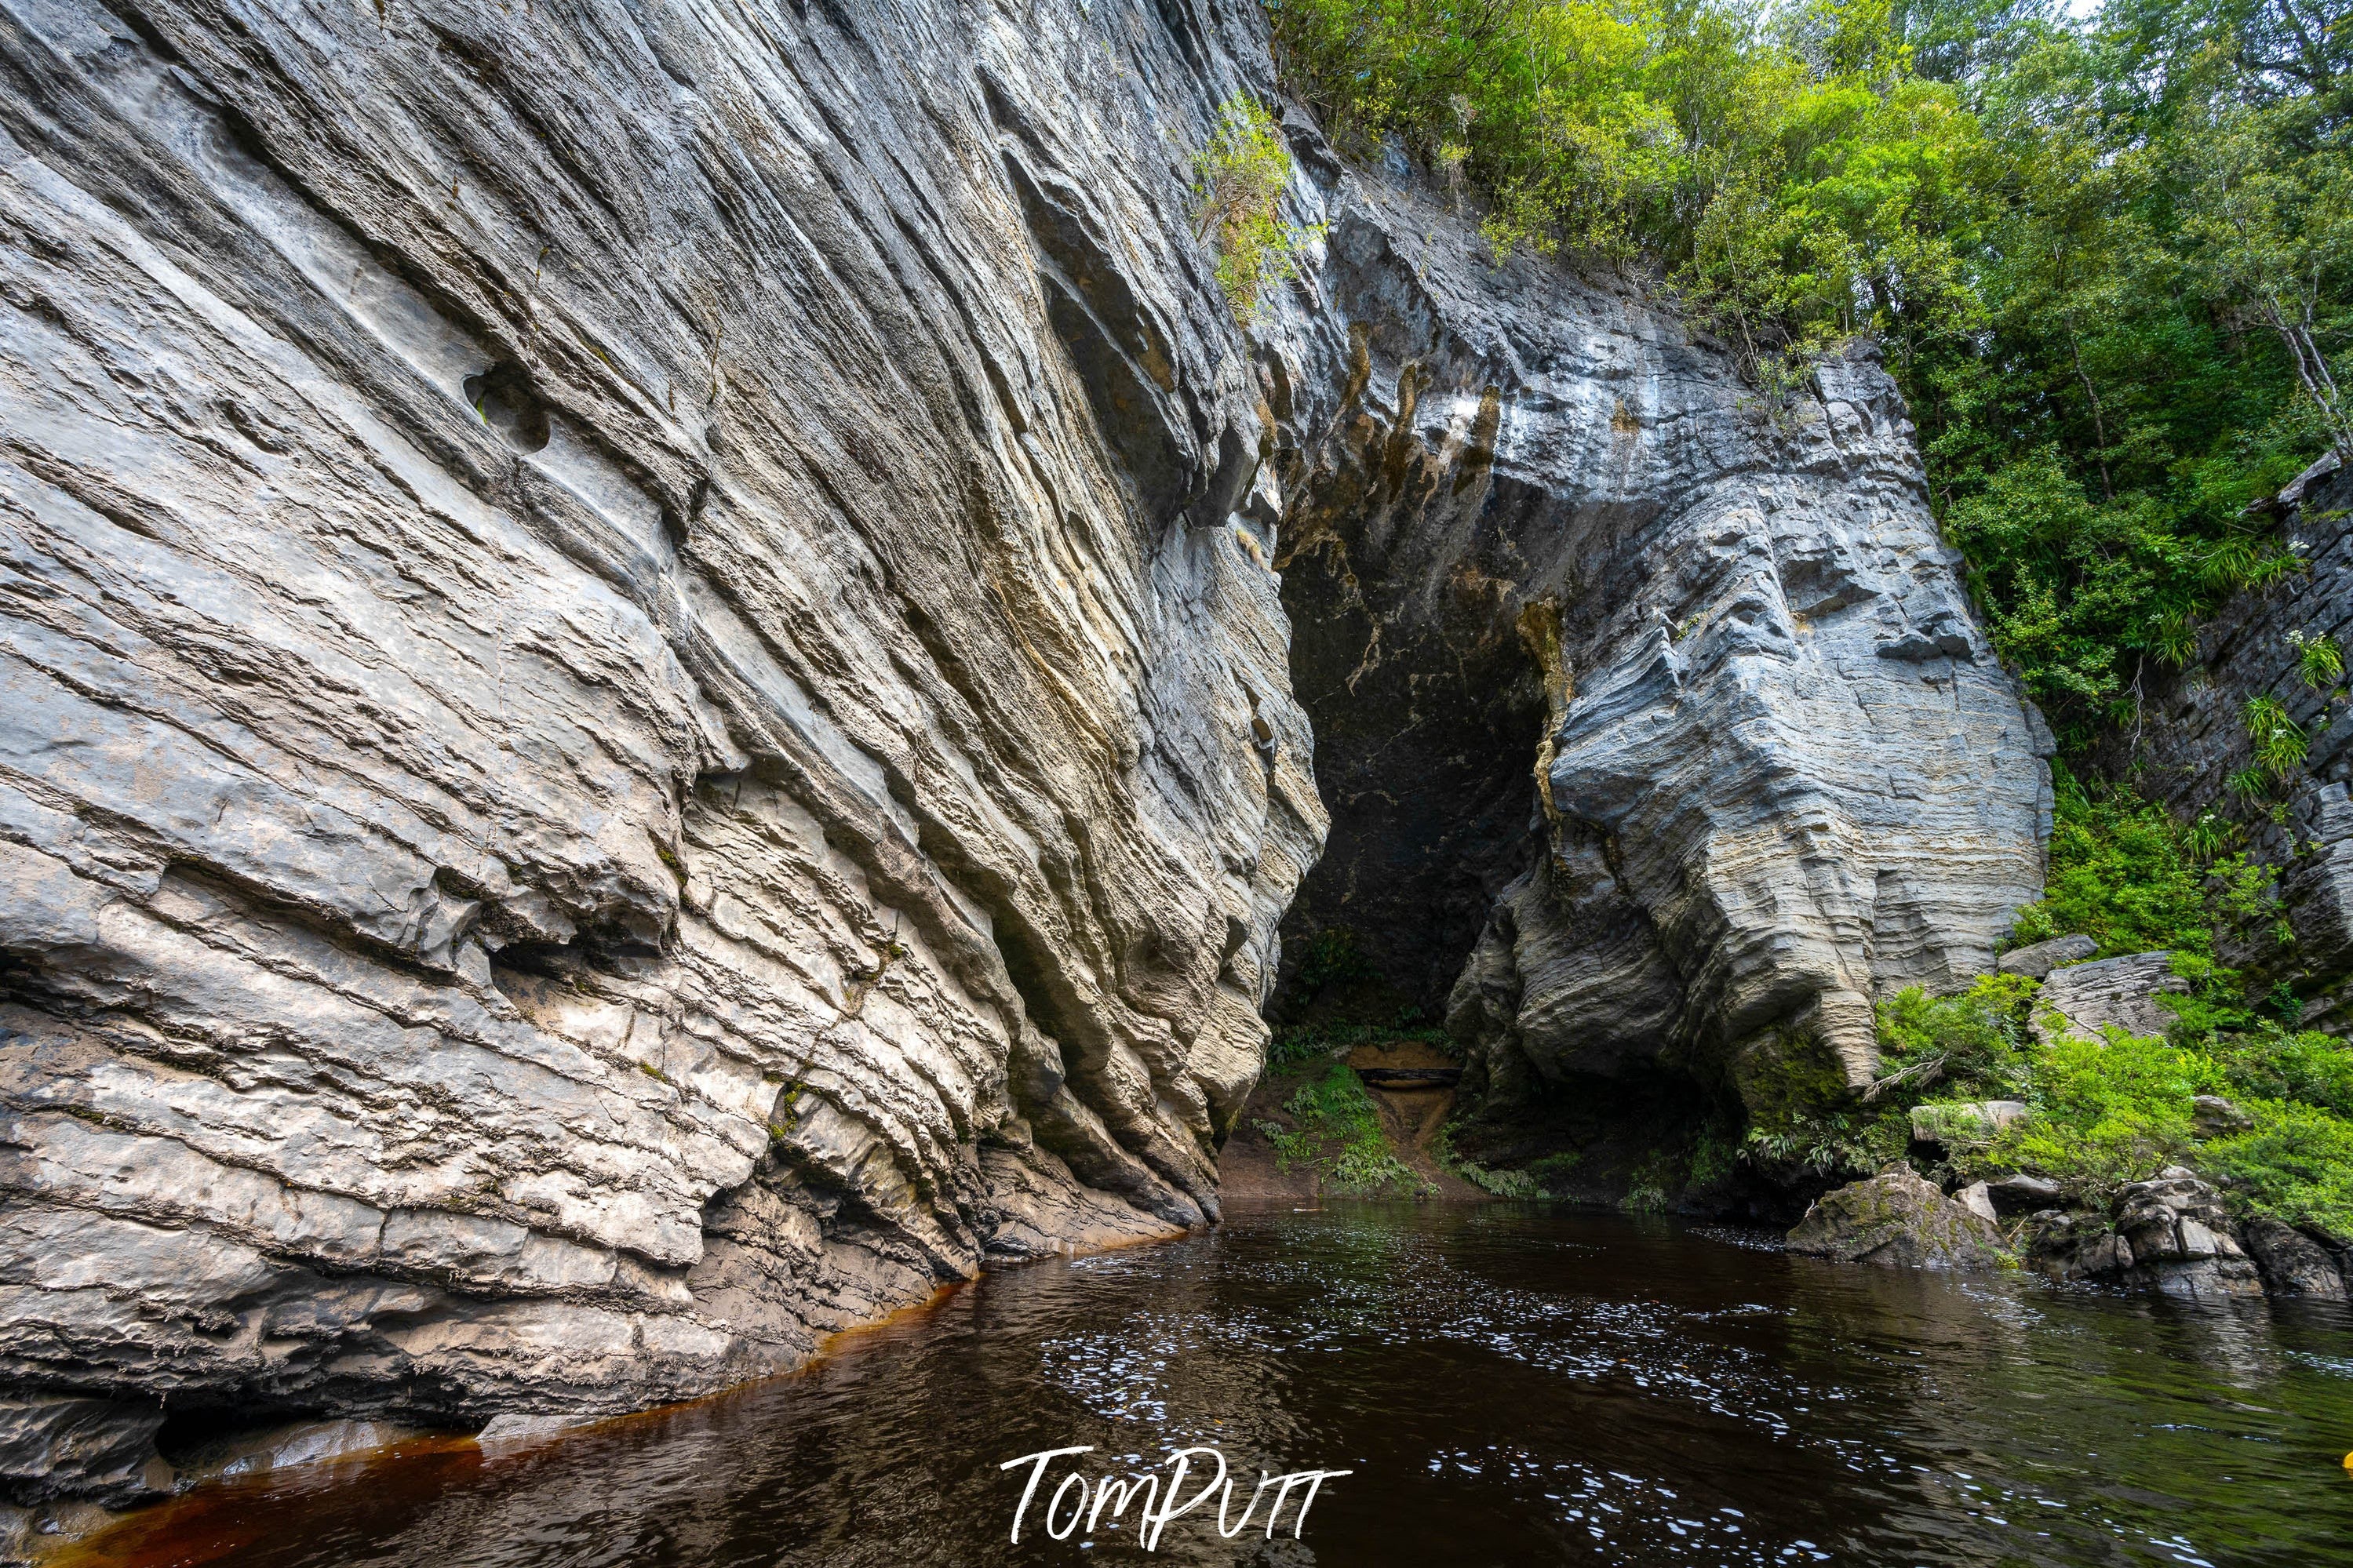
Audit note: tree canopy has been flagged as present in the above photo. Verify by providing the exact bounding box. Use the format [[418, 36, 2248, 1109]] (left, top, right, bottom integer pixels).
[[1268, 0, 2352, 744]]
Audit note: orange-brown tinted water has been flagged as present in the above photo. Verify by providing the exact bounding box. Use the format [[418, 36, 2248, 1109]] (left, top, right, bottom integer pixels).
[[64, 1204, 2353, 1566]]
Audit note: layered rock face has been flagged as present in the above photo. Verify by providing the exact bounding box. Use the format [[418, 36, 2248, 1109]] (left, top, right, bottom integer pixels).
[[0, 0, 1323, 1490], [0, 0, 2052, 1512], [1262, 180, 2052, 1102], [2091, 460, 2353, 1024]]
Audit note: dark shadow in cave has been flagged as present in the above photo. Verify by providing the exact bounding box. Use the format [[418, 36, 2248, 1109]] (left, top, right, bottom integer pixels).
[[1266, 510, 1551, 1030]]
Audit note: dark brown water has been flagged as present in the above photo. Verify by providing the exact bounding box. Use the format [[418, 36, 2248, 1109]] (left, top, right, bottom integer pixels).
[[71, 1205, 2353, 1566]]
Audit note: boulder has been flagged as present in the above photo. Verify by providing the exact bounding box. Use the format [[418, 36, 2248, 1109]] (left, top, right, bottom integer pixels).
[[1982, 1171, 2064, 1215], [2035, 953, 2187, 1042], [1954, 1181, 2000, 1224], [2108, 1168, 2264, 1299], [1998, 934, 2098, 980], [1907, 1100, 2030, 1148], [2191, 1094, 2253, 1137], [2238, 1217, 2351, 1299], [1787, 1167, 2009, 1271]]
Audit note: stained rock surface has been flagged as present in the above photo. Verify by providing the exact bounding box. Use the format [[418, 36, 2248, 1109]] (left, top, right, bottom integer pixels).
[[0, 0, 2056, 1516], [0, 0, 1324, 1498], [1259, 169, 2049, 1100]]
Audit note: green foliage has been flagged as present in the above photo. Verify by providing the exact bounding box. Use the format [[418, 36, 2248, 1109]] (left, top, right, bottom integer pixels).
[[1528, 1150, 1586, 1191], [1270, 0, 2348, 742], [1903, 0, 2348, 740], [2213, 1028, 2353, 1117], [1622, 1147, 1685, 1212], [1261, 1062, 1429, 1194], [1270, 0, 1991, 392], [1870, 973, 2037, 1098], [1194, 96, 1317, 322], [2292, 628, 2344, 689], [2243, 693, 2309, 776], [1430, 1126, 1543, 1196], [2202, 1098, 2353, 1239], [1288, 926, 1380, 997], [1737, 1024, 1910, 1180], [1685, 1122, 1739, 1190], [2006, 768, 2278, 958], [1266, 1020, 1450, 1068], [1981, 1028, 2219, 1197]]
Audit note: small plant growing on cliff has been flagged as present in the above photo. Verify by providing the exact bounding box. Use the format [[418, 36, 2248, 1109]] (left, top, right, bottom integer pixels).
[[1262, 1061, 1426, 1195], [2291, 629, 2344, 690], [2243, 695, 2307, 777], [1194, 96, 1313, 325]]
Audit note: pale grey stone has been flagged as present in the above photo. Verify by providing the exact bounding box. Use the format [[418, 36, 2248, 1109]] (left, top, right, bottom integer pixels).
[[1983, 1172, 2063, 1215], [2035, 954, 2187, 1042], [1908, 1100, 2029, 1148], [1786, 1167, 2008, 1271], [1998, 934, 2097, 979], [0, 0, 2053, 1510], [0, 0, 1318, 1500]]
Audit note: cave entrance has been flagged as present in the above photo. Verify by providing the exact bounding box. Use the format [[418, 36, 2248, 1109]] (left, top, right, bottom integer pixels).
[[1266, 526, 1552, 1035]]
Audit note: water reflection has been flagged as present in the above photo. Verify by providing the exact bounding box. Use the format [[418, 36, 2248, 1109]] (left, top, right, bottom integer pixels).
[[68, 1203, 2353, 1566]]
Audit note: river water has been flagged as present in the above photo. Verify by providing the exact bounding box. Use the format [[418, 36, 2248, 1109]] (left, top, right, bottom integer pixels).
[[71, 1204, 2353, 1567]]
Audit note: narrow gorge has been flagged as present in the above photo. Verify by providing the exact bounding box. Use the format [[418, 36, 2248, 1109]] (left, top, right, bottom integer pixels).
[[2, 0, 2348, 1561]]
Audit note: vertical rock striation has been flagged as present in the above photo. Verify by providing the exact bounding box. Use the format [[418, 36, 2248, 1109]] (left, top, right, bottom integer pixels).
[[0, 0, 1321, 1496]]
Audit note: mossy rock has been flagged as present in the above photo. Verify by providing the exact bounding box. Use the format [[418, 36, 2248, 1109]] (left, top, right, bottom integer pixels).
[[1787, 1167, 2009, 1271]]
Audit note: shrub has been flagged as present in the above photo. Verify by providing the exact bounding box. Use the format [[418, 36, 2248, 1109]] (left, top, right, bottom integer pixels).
[[1431, 1123, 1543, 1196], [2242, 695, 2308, 778], [1870, 973, 2036, 1099], [1193, 96, 1316, 323], [2202, 1099, 2353, 1241], [2214, 1029, 2353, 1118], [1263, 1062, 1427, 1194], [1981, 1028, 2219, 1196], [2006, 768, 2277, 959]]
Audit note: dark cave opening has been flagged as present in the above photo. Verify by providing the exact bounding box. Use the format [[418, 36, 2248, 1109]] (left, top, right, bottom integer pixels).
[[1266, 526, 1552, 1031]]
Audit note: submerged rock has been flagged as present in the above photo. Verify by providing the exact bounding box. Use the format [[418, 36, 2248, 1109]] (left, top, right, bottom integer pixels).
[[1786, 1168, 2009, 1271]]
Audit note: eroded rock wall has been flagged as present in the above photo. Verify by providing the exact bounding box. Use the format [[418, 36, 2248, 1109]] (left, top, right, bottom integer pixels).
[[1260, 166, 2052, 1106], [0, 0, 1323, 1488], [2089, 460, 2353, 1025]]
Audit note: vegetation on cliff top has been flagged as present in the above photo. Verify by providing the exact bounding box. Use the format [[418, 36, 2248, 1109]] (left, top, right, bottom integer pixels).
[[1255, 0, 2352, 1227], [1269, 0, 2349, 745]]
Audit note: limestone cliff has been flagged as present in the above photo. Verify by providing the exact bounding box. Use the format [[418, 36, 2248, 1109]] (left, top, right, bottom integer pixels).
[[1262, 169, 2051, 1109], [0, 0, 2048, 1514], [0, 0, 1320, 1501]]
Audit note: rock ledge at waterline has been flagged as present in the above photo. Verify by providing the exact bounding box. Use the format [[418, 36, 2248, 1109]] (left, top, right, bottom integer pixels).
[[0, 0, 2045, 1519]]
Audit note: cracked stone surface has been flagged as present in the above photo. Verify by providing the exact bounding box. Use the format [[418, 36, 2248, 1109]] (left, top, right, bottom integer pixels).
[[0, 0, 1324, 1497], [2, 0, 2056, 1509]]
